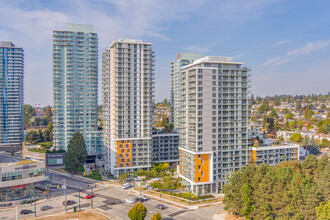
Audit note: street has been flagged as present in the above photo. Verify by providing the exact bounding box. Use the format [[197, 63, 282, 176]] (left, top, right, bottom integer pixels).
[[0, 176, 224, 220]]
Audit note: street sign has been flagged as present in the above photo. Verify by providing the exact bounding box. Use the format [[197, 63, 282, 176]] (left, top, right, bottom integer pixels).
[[62, 185, 66, 189]]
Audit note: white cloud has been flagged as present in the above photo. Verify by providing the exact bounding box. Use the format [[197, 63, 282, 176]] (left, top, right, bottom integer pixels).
[[274, 40, 292, 46], [261, 39, 330, 66]]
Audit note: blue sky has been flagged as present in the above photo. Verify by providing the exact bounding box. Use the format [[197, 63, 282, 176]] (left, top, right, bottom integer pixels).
[[0, 0, 329, 105]]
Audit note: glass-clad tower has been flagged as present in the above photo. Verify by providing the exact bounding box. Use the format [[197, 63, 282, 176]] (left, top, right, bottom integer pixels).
[[0, 41, 24, 151], [102, 39, 155, 177], [53, 24, 102, 154]]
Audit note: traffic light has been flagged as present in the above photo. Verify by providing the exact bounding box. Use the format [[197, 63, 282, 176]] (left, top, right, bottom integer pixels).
[[84, 171, 86, 176], [108, 185, 110, 190], [90, 171, 92, 175], [57, 185, 59, 189]]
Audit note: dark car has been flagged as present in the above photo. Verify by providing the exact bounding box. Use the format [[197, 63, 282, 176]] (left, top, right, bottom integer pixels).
[[40, 206, 53, 211], [136, 197, 147, 202], [155, 204, 166, 210], [63, 200, 76, 206], [20, 209, 33, 215]]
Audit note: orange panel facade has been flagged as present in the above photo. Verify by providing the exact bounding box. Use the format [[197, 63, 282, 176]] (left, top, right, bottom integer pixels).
[[195, 154, 209, 183]]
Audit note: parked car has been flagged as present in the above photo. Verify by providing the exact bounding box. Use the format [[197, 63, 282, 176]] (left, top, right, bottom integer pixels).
[[125, 198, 136, 204], [138, 195, 149, 201], [136, 197, 147, 202], [151, 177, 161, 182], [63, 200, 76, 206], [146, 185, 153, 190], [84, 194, 95, 199], [155, 204, 166, 210], [121, 183, 131, 189], [40, 206, 53, 211], [20, 209, 33, 215]]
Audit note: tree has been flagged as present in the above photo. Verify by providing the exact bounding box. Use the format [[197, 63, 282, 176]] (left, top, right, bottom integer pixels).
[[320, 139, 330, 148], [303, 135, 309, 146], [240, 183, 255, 218], [320, 103, 327, 110], [151, 212, 162, 220], [268, 118, 275, 132], [26, 130, 39, 144], [24, 104, 36, 127], [128, 203, 147, 220], [274, 99, 281, 106], [290, 133, 302, 143], [308, 136, 316, 146], [316, 200, 330, 220], [304, 106, 313, 120], [259, 99, 270, 113], [285, 113, 293, 120], [119, 173, 128, 184], [65, 132, 87, 173], [283, 121, 289, 131], [269, 109, 277, 118], [44, 105, 53, 120]]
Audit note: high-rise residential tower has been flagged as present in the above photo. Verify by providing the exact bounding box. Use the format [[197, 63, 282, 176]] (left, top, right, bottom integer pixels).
[[53, 24, 102, 154], [103, 39, 155, 177], [170, 52, 202, 130], [178, 56, 251, 195], [0, 41, 24, 151]]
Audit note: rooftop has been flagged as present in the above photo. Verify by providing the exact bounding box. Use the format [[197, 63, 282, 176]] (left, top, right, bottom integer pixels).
[[66, 23, 93, 33]]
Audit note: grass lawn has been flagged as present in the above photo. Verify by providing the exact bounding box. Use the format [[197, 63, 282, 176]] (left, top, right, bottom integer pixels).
[[85, 170, 103, 181]]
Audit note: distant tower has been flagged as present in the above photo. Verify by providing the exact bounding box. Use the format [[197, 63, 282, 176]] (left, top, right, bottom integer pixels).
[[102, 39, 155, 176], [0, 41, 24, 151], [53, 24, 102, 154], [170, 52, 202, 130]]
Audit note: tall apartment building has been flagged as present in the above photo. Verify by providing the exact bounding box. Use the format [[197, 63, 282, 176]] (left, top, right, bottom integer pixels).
[[53, 24, 102, 154], [178, 56, 251, 195], [170, 52, 202, 129], [0, 41, 24, 151], [102, 39, 155, 176]]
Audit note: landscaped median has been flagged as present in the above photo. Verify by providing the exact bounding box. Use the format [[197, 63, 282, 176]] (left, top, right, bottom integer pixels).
[[140, 189, 223, 206]]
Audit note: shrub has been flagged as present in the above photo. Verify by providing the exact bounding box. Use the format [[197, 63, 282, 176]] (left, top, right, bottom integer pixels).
[[128, 202, 147, 220]]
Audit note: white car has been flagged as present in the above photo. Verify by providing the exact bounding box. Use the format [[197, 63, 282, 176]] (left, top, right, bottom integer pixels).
[[121, 183, 131, 189], [125, 198, 136, 204], [151, 177, 161, 182]]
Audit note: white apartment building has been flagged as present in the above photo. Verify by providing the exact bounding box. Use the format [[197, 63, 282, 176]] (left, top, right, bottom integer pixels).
[[178, 56, 251, 195], [251, 143, 300, 166], [102, 39, 155, 177]]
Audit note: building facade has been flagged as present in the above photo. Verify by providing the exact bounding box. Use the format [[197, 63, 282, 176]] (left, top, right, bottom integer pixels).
[[53, 24, 102, 154], [170, 52, 202, 130], [102, 39, 155, 176], [152, 132, 180, 166], [0, 42, 24, 152], [251, 143, 299, 166], [0, 161, 45, 203], [178, 56, 251, 195]]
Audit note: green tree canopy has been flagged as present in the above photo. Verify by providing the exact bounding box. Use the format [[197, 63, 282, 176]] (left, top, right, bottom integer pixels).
[[65, 132, 87, 173], [290, 133, 302, 143], [223, 155, 329, 219], [128, 203, 147, 220], [151, 212, 162, 220]]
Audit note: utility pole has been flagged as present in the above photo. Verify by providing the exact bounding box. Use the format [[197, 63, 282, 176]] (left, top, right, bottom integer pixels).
[[78, 187, 81, 210], [133, 172, 135, 188], [188, 182, 191, 206], [34, 185, 36, 217], [91, 185, 93, 208], [45, 176, 48, 199], [140, 178, 142, 197], [63, 179, 67, 214], [16, 203, 18, 220]]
